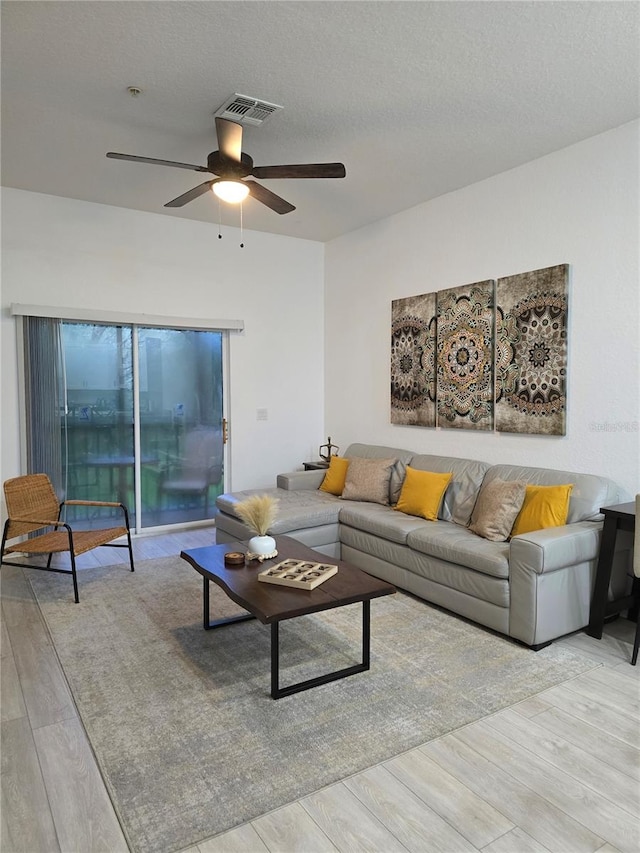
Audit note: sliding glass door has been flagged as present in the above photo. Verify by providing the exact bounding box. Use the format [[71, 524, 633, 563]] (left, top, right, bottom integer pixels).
[[138, 327, 224, 527], [61, 322, 136, 525], [25, 318, 225, 531]]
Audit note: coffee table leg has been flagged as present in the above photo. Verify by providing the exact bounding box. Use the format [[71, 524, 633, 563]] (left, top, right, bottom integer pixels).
[[363, 598, 370, 669], [270, 600, 371, 699], [271, 622, 280, 698], [203, 577, 255, 631], [203, 576, 210, 630]]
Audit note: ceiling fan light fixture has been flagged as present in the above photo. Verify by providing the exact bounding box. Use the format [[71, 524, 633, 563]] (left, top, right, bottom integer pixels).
[[107, 115, 344, 215], [212, 180, 249, 204]]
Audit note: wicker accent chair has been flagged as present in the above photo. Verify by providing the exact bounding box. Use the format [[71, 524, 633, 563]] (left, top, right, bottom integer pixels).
[[1, 473, 134, 603]]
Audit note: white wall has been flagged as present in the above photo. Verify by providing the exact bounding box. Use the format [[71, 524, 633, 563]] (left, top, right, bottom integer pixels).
[[325, 121, 640, 500], [1, 190, 325, 493], [3, 121, 638, 506]]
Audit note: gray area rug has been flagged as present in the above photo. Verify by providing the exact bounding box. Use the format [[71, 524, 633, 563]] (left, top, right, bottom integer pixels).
[[31, 556, 598, 853]]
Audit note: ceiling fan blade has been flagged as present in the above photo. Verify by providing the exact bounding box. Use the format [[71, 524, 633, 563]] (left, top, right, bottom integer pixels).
[[164, 181, 214, 208], [215, 117, 243, 162], [252, 163, 346, 179], [106, 152, 210, 172], [245, 181, 295, 214]]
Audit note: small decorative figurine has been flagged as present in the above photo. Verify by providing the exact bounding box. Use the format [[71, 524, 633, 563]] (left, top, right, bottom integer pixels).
[[319, 436, 339, 461]]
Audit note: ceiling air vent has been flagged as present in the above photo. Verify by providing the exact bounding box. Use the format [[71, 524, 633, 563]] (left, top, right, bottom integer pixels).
[[215, 94, 283, 127]]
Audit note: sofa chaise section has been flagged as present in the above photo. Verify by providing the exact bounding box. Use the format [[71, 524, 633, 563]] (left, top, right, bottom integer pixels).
[[216, 483, 342, 557]]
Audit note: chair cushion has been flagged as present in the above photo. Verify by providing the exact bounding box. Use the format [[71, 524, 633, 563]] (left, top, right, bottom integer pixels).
[[407, 523, 510, 579], [5, 527, 128, 556], [339, 503, 428, 544], [217, 488, 341, 533]]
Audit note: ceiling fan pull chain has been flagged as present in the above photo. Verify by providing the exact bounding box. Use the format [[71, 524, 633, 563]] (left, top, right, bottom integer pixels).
[[218, 199, 222, 239], [240, 202, 245, 248]]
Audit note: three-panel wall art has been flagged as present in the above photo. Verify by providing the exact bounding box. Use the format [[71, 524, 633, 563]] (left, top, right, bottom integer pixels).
[[390, 263, 569, 435]]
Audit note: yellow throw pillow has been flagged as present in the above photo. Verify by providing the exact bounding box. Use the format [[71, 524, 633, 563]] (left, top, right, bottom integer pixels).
[[319, 456, 350, 496], [395, 467, 452, 521], [511, 483, 574, 537]]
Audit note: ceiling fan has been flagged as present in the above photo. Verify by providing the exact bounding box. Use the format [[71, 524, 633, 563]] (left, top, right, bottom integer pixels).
[[106, 117, 346, 215]]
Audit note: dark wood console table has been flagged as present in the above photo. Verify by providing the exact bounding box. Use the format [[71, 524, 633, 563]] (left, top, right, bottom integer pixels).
[[586, 502, 637, 639], [303, 460, 330, 471]]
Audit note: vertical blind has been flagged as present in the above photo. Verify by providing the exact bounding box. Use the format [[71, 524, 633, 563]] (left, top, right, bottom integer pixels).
[[23, 316, 65, 495]]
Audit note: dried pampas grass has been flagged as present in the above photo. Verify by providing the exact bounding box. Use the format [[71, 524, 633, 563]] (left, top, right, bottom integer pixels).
[[234, 494, 279, 536]]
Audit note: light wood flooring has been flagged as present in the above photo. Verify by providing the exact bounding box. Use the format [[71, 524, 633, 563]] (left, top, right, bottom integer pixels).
[[2, 528, 639, 853]]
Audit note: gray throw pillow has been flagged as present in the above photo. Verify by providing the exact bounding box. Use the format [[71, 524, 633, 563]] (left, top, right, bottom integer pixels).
[[469, 478, 527, 541], [341, 457, 396, 505]]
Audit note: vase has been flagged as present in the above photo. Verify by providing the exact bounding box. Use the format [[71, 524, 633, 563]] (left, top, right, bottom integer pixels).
[[248, 535, 277, 557]]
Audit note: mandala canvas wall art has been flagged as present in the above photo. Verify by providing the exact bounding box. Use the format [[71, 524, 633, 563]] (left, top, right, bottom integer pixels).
[[436, 280, 495, 430], [495, 264, 568, 435], [391, 293, 436, 426]]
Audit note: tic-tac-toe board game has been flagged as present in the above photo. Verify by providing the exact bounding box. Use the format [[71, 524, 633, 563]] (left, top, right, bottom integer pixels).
[[258, 559, 338, 590]]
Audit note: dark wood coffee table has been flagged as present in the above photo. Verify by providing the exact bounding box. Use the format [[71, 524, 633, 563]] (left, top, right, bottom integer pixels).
[[180, 535, 395, 699]]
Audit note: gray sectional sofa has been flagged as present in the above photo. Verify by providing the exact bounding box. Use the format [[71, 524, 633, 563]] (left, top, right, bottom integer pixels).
[[215, 443, 622, 648]]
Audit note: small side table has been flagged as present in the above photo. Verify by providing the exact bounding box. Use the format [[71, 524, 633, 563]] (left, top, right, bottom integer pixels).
[[303, 461, 330, 471], [586, 502, 637, 640]]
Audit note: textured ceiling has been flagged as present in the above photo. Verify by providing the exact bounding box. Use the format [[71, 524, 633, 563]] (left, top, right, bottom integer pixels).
[[2, 1, 639, 242]]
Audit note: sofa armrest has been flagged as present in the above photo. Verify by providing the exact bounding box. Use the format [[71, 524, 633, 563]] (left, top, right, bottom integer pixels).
[[509, 521, 601, 575], [276, 470, 326, 491]]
